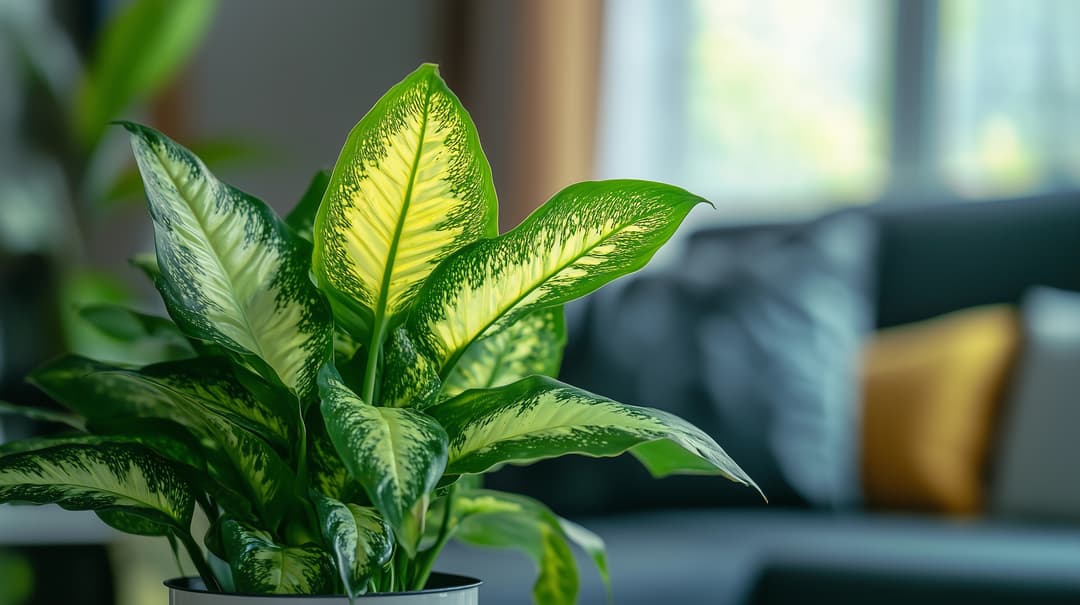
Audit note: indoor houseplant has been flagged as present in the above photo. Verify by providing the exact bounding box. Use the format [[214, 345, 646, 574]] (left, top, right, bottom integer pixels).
[[0, 64, 756, 603]]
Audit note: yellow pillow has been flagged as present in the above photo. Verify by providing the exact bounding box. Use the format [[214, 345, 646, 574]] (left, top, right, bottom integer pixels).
[[861, 305, 1018, 515]]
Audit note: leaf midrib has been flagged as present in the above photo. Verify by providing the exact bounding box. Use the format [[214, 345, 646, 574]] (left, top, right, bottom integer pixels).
[[372, 79, 436, 340]]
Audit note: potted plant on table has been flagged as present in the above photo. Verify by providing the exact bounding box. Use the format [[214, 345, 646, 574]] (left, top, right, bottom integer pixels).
[[0, 64, 756, 604]]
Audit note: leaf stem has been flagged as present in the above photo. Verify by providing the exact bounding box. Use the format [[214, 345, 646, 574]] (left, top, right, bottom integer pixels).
[[176, 530, 222, 592], [410, 483, 456, 591], [295, 401, 310, 488], [362, 324, 384, 405]]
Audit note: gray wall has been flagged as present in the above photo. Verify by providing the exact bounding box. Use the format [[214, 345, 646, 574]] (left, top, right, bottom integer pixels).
[[186, 0, 445, 212]]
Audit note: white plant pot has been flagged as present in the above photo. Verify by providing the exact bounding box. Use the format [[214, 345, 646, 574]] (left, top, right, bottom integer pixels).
[[166, 574, 481, 604]]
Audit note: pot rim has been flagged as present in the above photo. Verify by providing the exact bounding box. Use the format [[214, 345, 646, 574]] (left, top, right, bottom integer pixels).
[[164, 573, 482, 599]]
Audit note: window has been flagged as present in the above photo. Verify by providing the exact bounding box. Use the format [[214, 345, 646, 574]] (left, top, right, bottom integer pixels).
[[597, 0, 1080, 220], [937, 0, 1080, 198]]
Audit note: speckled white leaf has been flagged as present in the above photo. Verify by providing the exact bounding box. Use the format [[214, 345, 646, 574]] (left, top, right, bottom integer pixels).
[[124, 121, 332, 400]]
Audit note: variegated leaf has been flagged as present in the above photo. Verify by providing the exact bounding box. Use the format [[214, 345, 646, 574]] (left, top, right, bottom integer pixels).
[[312, 63, 498, 342], [453, 490, 579, 605], [408, 180, 705, 376], [30, 356, 293, 524], [429, 375, 756, 491], [381, 327, 441, 409], [285, 169, 330, 243], [123, 122, 333, 400], [312, 492, 393, 597], [318, 367, 448, 555], [305, 411, 352, 502], [0, 443, 193, 531], [34, 355, 294, 449], [221, 519, 335, 595], [0, 432, 203, 475], [441, 306, 566, 399], [97, 509, 171, 536]]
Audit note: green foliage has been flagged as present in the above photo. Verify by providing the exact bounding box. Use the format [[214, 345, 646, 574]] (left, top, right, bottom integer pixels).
[[0, 64, 755, 603], [75, 0, 217, 147]]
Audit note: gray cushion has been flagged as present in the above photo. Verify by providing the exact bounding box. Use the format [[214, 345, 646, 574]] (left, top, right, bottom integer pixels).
[[543, 211, 876, 510], [990, 286, 1080, 521]]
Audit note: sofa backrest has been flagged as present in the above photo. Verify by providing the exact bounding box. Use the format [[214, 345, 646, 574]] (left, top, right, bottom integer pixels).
[[869, 191, 1080, 328]]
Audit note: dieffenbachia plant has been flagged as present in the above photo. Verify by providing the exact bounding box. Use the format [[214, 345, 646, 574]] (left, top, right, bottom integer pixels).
[[0, 64, 755, 603]]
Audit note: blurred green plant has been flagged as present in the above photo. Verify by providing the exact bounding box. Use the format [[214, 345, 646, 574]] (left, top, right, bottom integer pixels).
[[0, 0, 265, 363], [0, 548, 33, 605]]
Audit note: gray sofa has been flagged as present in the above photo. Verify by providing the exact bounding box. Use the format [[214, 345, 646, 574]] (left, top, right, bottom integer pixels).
[[438, 192, 1080, 604]]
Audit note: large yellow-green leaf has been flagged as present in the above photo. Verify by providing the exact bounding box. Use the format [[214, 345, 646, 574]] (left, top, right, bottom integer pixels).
[[408, 180, 705, 377], [221, 519, 335, 595], [124, 122, 333, 401], [318, 368, 448, 555], [441, 306, 566, 400], [30, 356, 293, 524], [312, 63, 498, 342], [312, 493, 393, 598], [0, 443, 193, 532], [429, 375, 756, 490]]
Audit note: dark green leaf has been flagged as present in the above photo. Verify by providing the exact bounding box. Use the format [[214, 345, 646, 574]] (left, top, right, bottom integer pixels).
[[285, 170, 330, 242], [78, 304, 196, 362], [0, 401, 84, 430]]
